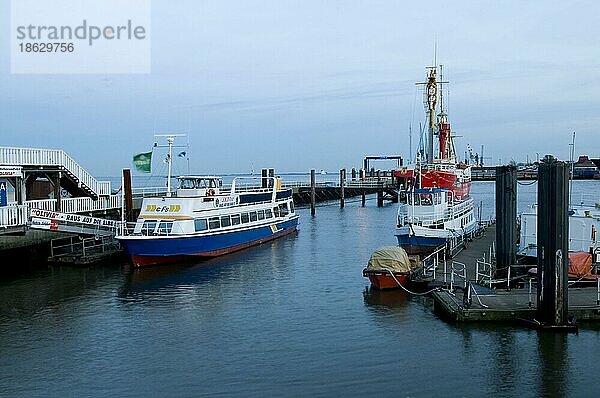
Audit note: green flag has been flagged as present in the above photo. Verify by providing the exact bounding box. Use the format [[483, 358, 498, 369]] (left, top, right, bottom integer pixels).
[[133, 151, 152, 173]]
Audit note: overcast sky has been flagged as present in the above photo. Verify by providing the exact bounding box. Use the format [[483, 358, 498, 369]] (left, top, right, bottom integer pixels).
[[1, 0, 599, 176]]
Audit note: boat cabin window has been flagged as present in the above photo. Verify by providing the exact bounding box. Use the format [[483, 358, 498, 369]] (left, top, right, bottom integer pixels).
[[278, 203, 289, 216], [141, 220, 157, 235], [257, 210, 265, 220], [157, 221, 173, 235], [250, 212, 258, 222], [195, 219, 208, 232], [179, 178, 221, 189], [221, 215, 231, 228], [241, 213, 250, 223], [208, 217, 220, 229], [265, 209, 273, 219], [231, 214, 241, 225]]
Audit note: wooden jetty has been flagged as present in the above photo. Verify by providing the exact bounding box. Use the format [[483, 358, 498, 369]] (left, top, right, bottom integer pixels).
[[430, 224, 600, 323]]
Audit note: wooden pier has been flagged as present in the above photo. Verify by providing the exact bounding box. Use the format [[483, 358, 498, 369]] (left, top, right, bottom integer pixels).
[[430, 224, 600, 324]]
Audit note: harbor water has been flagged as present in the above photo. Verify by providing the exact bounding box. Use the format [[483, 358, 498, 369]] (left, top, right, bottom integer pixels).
[[1, 181, 599, 397]]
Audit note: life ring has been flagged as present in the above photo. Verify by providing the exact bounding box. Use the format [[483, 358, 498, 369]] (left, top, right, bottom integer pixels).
[[207, 188, 215, 196]]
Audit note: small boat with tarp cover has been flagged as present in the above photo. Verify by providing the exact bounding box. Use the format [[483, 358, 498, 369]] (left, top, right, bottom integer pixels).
[[362, 246, 419, 289]]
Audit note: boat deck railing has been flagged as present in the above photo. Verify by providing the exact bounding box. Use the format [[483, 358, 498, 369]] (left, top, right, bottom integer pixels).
[[399, 198, 474, 227]]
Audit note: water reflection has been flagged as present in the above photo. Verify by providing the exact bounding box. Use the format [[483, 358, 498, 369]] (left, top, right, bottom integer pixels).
[[0, 264, 123, 319], [118, 232, 298, 299], [538, 333, 569, 397]]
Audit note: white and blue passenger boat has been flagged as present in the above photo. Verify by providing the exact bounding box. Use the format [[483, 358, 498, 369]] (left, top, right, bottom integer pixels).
[[117, 176, 299, 267]]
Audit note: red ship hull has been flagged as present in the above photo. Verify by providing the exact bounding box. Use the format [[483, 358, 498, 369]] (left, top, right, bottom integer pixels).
[[363, 269, 410, 290]]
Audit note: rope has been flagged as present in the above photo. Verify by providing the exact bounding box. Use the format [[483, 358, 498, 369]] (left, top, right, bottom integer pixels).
[[517, 179, 537, 186], [387, 270, 442, 296]]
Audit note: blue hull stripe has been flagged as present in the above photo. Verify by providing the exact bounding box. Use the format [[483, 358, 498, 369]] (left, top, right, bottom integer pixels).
[[396, 234, 445, 248], [121, 218, 298, 257]]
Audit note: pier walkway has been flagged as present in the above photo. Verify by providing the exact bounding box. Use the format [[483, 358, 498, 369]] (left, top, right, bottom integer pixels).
[[425, 223, 600, 323]]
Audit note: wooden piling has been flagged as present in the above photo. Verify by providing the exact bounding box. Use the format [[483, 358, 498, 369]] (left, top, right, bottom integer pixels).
[[495, 165, 517, 276], [377, 189, 383, 207], [123, 168, 134, 222], [537, 156, 570, 327], [268, 169, 275, 188], [261, 169, 268, 188], [310, 169, 316, 215], [340, 169, 345, 209], [53, 172, 61, 212]]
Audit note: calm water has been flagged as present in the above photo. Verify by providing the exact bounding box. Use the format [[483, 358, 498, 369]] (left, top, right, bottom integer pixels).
[[1, 181, 599, 397]]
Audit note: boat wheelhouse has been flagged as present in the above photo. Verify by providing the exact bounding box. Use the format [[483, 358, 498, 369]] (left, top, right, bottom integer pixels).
[[396, 188, 476, 254], [117, 175, 299, 267]]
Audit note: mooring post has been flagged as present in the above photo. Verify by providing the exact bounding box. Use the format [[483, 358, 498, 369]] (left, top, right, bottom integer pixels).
[[53, 172, 62, 212], [360, 168, 366, 207], [377, 189, 383, 207], [261, 169, 268, 188], [340, 169, 345, 209], [536, 156, 570, 327], [268, 168, 275, 188], [310, 169, 316, 216], [123, 168, 134, 222], [495, 165, 517, 279]]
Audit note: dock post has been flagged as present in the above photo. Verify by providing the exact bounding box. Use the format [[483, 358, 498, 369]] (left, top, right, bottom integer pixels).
[[123, 169, 134, 222], [310, 169, 316, 216], [351, 168, 356, 181], [360, 168, 366, 207], [536, 156, 570, 327], [340, 169, 345, 209], [495, 165, 517, 278], [53, 172, 61, 212], [261, 169, 268, 188], [268, 169, 275, 188], [377, 189, 383, 207]]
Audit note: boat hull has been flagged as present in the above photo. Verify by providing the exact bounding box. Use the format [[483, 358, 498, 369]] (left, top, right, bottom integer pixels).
[[363, 269, 410, 290], [395, 234, 446, 255], [119, 218, 298, 267]]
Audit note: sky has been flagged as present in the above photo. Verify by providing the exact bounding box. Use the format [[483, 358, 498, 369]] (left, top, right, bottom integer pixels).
[[1, 0, 599, 177]]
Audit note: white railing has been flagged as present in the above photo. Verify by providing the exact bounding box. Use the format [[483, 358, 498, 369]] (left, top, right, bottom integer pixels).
[[132, 186, 173, 197], [281, 177, 393, 189], [26, 195, 121, 213], [0, 205, 28, 228], [449, 261, 467, 291], [0, 147, 111, 196]]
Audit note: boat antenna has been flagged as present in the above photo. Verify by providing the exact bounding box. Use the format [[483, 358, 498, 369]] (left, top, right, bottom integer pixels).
[[409, 123, 413, 163], [569, 131, 576, 208], [154, 133, 187, 197]]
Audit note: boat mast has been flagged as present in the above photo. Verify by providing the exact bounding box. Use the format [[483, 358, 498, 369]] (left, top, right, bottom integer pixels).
[[154, 134, 186, 198], [425, 67, 437, 164]]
